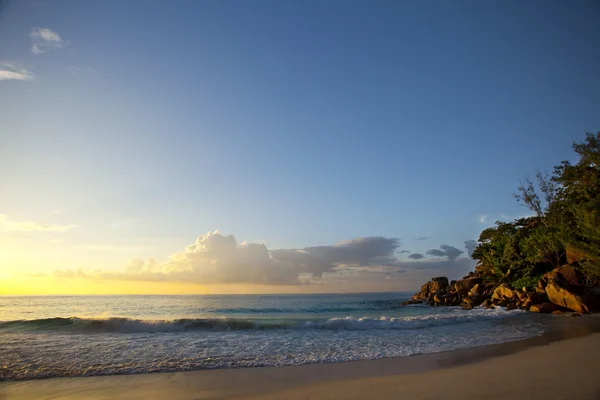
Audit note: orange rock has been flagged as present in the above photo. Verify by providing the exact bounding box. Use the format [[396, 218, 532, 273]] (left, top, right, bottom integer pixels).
[[545, 280, 590, 314]]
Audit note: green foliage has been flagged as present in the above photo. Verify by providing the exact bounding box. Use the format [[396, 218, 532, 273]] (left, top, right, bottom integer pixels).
[[473, 132, 600, 286], [578, 260, 600, 286], [519, 226, 564, 267], [511, 274, 543, 290], [554, 133, 600, 280]]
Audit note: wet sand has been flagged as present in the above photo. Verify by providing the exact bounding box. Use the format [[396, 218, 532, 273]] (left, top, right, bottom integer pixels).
[[2, 315, 599, 400]]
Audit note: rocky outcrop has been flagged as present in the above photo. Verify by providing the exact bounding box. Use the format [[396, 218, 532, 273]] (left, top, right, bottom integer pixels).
[[530, 303, 559, 313], [491, 284, 516, 302], [455, 277, 483, 295], [430, 277, 449, 292], [545, 280, 589, 314], [462, 294, 484, 308], [553, 265, 585, 287], [468, 283, 482, 297], [538, 265, 591, 314], [411, 272, 490, 309], [400, 299, 423, 305], [407, 263, 597, 314], [414, 277, 449, 300]]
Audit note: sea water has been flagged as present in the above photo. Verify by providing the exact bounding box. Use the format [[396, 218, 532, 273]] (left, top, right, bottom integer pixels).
[[0, 293, 550, 380]]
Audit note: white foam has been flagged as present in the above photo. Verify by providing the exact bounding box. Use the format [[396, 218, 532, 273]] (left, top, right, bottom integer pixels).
[[303, 307, 523, 330], [0, 309, 547, 381]]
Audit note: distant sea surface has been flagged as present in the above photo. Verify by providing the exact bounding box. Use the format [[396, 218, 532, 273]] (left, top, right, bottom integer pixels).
[[0, 293, 551, 380]]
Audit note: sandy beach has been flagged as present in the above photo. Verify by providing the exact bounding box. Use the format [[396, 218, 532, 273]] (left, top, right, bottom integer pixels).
[[2, 315, 599, 400]]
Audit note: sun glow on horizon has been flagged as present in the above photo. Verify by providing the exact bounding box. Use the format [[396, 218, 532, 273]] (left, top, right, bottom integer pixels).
[[0, 216, 471, 296]]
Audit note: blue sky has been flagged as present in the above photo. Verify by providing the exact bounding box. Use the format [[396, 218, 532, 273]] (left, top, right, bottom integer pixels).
[[1, 0, 599, 293]]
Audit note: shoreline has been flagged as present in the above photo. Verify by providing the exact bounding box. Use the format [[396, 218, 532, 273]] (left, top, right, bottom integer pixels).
[[2, 314, 599, 400]]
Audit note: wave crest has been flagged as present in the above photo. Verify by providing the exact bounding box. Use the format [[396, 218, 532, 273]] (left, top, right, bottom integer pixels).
[[0, 308, 518, 334]]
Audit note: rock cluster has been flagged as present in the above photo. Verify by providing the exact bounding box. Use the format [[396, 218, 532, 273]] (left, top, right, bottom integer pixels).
[[405, 265, 599, 314]]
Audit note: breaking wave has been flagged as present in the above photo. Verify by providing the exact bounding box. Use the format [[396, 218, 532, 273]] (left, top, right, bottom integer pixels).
[[0, 308, 520, 334]]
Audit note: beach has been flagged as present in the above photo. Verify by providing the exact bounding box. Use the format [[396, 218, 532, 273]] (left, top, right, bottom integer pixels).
[[2, 315, 599, 400], [2, 0, 599, 398]]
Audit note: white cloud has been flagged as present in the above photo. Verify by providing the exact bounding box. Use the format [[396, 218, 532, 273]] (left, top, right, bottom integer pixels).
[[30, 27, 69, 54], [478, 214, 490, 224], [49, 231, 481, 290], [56, 231, 404, 285], [0, 214, 76, 232], [0, 62, 34, 81]]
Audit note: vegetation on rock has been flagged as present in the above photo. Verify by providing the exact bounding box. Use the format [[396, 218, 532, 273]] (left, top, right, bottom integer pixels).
[[410, 133, 600, 314], [472, 132, 600, 287]]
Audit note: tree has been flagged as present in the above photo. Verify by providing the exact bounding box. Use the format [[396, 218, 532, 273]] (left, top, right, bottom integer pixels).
[[513, 170, 558, 226]]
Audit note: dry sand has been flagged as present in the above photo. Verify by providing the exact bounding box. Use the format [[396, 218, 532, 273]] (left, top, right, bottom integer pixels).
[[2, 316, 599, 400]]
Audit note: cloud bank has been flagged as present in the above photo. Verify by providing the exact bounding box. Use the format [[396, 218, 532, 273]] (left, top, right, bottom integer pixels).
[[58, 231, 404, 285], [50, 231, 480, 289], [31, 27, 69, 54]]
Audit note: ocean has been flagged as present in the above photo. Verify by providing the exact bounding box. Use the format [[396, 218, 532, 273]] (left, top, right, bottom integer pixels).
[[0, 293, 551, 381]]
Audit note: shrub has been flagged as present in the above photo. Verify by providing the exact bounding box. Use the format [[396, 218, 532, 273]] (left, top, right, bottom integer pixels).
[[510, 274, 543, 290]]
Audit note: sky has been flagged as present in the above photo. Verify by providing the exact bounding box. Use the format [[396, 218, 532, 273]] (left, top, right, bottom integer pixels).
[[1, 0, 599, 295]]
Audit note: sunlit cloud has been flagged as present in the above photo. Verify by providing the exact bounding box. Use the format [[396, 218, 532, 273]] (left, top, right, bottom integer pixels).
[[30, 27, 69, 54], [53, 231, 405, 285], [0, 214, 76, 232], [0, 62, 34, 81], [53, 269, 87, 278], [49, 231, 480, 290]]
